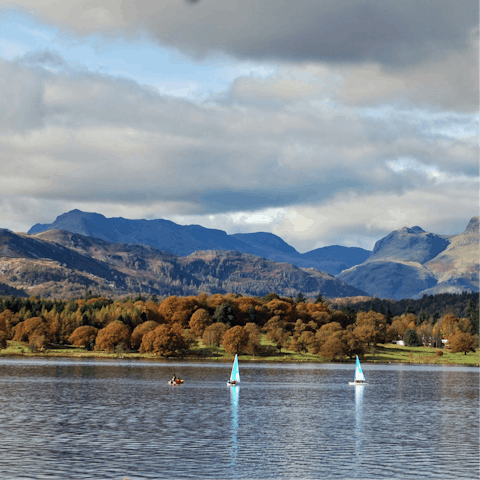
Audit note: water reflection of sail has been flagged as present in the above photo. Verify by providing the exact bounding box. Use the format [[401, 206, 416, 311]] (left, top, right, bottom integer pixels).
[[355, 384, 364, 469], [230, 386, 240, 468]]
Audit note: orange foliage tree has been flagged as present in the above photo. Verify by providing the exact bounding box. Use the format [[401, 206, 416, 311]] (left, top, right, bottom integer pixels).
[[448, 331, 477, 355], [354, 311, 387, 346], [69, 326, 99, 349], [202, 322, 228, 347], [222, 325, 250, 355], [139, 323, 187, 356], [130, 321, 159, 350], [158, 296, 198, 327], [189, 308, 213, 337], [95, 321, 131, 353]]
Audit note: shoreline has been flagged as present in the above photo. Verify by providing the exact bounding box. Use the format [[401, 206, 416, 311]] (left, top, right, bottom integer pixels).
[[1, 348, 478, 367]]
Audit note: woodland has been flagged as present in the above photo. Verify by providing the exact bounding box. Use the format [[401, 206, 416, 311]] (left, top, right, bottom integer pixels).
[[0, 291, 478, 360]]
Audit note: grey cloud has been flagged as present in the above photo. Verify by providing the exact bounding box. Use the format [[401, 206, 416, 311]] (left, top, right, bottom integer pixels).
[[0, 54, 477, 251], [2, 0, 477, 67]]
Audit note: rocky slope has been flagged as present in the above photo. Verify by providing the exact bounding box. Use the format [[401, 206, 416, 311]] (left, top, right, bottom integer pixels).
[[337, 217, 479, 300], [0, 229, 367, 299]]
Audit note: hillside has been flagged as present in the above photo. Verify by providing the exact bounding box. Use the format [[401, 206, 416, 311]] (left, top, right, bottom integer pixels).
[[28, 210, 371, 275], [337, 217, 479, 300], [0, 229, 367, 299]]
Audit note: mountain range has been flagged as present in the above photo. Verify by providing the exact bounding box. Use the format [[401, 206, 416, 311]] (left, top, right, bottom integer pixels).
[[0, 210, 476, 300], [29, 210, 371, 276], [0, 228, 367, 299]]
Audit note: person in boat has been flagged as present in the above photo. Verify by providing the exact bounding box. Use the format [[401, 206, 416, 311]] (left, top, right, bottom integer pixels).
[[171, 374, 177, 383]]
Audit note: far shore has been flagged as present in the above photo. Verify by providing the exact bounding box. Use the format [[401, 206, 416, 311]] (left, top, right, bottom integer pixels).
[[1, 342, 478, 367]]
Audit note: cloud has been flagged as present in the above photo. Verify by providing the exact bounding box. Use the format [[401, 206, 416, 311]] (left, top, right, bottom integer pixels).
[[1, 1, 477, 67], [0, 50, 477, 250]]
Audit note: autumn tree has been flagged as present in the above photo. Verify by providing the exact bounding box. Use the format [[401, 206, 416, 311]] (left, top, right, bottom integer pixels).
[[12, 317, 48, 345], [448, 331, 477, 355], [264, 316, 290, 352], [222, 325, 250, 355], [202, 322, 228, 347], [95, 321, 131, 353], [315, 322, 343, 352], [130, 321, 159, 350], [244, 322, 262, 355], [140, 323, 187, 356], [0, 309, 15, 339], [354, 311, 387, 346], [69, 326, 99, 349], [158, 296, 197, 327], [0, 331, 7, 349], [189, 308, 213, 337]]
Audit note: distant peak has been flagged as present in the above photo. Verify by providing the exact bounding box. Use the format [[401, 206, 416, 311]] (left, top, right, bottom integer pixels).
[[399, 226, 424, 234], [465, 216, 479, 234]]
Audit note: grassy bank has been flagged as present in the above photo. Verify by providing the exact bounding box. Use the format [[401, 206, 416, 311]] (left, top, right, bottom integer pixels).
[[1, 340, 478, 366]]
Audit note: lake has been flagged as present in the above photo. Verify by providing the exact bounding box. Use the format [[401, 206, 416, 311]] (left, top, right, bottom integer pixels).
[[0, 358, 478, 479]]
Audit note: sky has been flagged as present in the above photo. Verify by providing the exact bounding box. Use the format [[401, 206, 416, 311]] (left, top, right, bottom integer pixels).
[[0, 0, 478, 253]]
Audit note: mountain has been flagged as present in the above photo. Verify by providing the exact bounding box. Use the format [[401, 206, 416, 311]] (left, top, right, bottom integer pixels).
[[0, 229, 367, 299], [28, 210, 371, 275], [337, 217, 479, 300]]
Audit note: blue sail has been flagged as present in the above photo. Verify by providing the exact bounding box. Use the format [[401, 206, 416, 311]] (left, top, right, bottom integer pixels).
[[230, 354, 241, 383]]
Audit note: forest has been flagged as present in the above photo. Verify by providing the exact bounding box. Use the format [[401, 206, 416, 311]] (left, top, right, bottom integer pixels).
[[0, 290, 478, 360]]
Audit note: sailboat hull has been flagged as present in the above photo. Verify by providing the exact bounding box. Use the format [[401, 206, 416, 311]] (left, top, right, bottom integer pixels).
[[349, 381, 368, 385]]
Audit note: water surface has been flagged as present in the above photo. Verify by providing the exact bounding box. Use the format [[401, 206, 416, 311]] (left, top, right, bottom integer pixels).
[[0, 358, 478, 479]]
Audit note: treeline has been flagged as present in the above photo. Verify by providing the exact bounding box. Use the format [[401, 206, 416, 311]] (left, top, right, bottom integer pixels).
[[329, 292, 479, 326], [0, 291, 478, 359]]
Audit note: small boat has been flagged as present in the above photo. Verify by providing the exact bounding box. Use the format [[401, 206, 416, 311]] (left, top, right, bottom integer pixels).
[[168, 378, 184, 385], [227, 354, 240, 386], [349, 356, 368, 385]]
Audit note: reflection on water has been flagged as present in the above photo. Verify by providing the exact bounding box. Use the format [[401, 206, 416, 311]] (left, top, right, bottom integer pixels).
[[355, 384, 365, 470], [230, 386, 240, 469], [0, 359, 478, 479]]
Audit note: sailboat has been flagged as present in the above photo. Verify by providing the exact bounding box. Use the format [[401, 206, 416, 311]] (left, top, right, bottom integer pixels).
[[227, 354, 240, 386], [349, 356, 368, 385]]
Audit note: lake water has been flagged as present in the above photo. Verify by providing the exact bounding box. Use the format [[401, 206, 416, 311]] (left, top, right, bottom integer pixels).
[[0, 358, 478, 480]]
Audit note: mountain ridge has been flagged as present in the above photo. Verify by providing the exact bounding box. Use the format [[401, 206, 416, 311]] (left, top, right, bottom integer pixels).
[[28, 209, 371, 275], [0, 228, 367, 299]]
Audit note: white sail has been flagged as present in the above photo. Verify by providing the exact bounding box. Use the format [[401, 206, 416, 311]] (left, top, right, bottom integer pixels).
[[354, 356, 366, 382], [229, 354, 240, 383]]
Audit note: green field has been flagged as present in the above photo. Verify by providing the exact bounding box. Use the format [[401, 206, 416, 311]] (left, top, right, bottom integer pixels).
[[1, 339, 478, 366]]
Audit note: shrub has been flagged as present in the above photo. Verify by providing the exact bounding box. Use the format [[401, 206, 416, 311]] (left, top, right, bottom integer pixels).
[[436, 350, 444, 357]]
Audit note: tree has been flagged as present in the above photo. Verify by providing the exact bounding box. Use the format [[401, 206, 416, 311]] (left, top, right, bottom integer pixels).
[[130, 321, 159, 350], [403, 329, 420, 347], [353, 311, 387, 346], [295, 292, 306, 304], [69, 326, 99, 348], [12, 317, 48, 344], [315, 322, 343, 351], [244, 322, 261, 355], [189, 308, 212, 337], [0, 331, 7, 349], [202, 322, 228, 347], [153, 323, 188, 356], [449, 331, 477, 355], [213, 303, 236, 326], [222, 326, 250, 355], [264, 316, 290, 352], [314, 293, 324, 304], [95, 321, 131, 353]]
